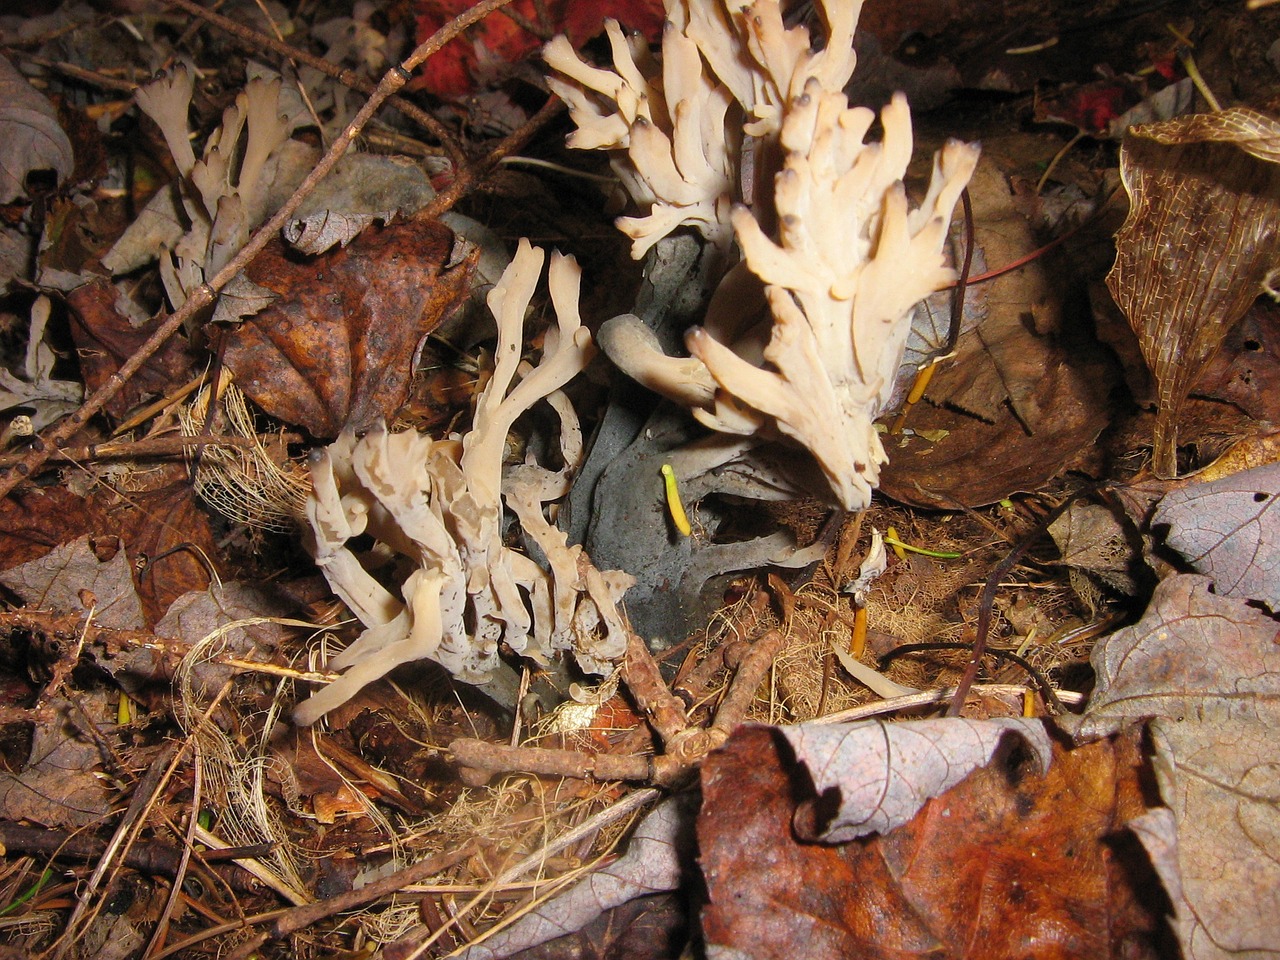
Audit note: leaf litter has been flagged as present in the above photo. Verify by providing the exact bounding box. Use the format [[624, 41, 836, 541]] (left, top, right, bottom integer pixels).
[[0, 1, 1279, 958]]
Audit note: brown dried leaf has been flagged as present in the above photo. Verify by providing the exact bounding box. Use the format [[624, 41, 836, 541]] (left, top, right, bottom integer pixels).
[[221, 218, 476, 439], [1106, 107, 1280, 478], [699, 725, 1167, 960], [0, 486, 110, 572], [65, 277, 198, 419], [881, 155, 1116, 508]]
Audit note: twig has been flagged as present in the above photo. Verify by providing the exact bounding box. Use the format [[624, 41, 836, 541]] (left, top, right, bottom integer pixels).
[[153, 842, 477, 960], [450, 738, 659, 784], [618, 632, 689, 745], [414, 94, 565, 223], [946, 495, 1078, 717], [0, 0, 519, 502], [0, 823, 270, 889], [814, 684, 1085, 725], [159, 0, 466, 167], [880, 641, 1071, 715], [0, 432, 300, 467]]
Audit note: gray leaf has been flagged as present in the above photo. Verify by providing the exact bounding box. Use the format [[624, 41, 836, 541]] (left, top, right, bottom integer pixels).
[[1155, 461, 1280, 608], [0, 55, 73, 203], [780, 716, 1051, 842]]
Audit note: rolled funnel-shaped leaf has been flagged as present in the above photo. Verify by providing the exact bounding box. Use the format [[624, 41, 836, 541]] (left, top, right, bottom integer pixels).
[[1107, 107, 1280, 478]]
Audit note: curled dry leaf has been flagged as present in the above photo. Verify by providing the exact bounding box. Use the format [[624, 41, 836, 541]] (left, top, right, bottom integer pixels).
[[699, 725, 1166, 960], [0, 55, 73, 203], [777, 717, 1051, 842], [1106, 107, 1280, 478]]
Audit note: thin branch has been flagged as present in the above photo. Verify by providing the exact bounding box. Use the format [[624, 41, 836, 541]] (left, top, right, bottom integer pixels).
[[159, 0, 467, 167], [0, 0, 519, 502]]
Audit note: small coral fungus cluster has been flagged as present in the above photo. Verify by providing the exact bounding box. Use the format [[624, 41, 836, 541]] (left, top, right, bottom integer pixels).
[[295, 0, 977, 722]]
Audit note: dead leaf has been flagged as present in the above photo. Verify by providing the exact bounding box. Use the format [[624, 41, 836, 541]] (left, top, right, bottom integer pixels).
[[1081, 574, 1280, 737], [700, 724, 1168, 960], [0, 54, 74, 203], [1049, 501, 1145, 597], [457, 795, 694, 960], [65, 277, 198, 419], [880, 154, 1116, 507], [777, 716, 1051, 842], [147, 581, 289, 697], [220, 218, 476, 438], [0, 485, 110, 572], [114, 478, 219, 624], [1078, 574, 1280, 959], [1106, 107, 1280, 478], [0, 533, 144, 630], [1152, 462, 1280, 608], [0, 295, 83, 431], [0, 699, 113, 828]]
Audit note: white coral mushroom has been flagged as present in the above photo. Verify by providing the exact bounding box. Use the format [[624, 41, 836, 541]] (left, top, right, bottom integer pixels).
[[294, 240, 633, 725], [688, 85, 979, 509]]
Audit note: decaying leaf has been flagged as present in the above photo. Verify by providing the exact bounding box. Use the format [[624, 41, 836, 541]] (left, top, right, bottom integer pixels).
[[699, 724, 1166, 960], [880, 152, 1116, 507], [457, 795, 694, 960], [1106, 107, 1280, 478], [0, 54, 73, 203], [1049, 501, 1145, 601], [1153, 460, 1280, 609], [1078, 573, 1280, 959], [777, 716, 1051, 842], [219, 219, 476, 438], [65, 277, 198, 419], [0, 533, 144, 630], [0, 699, 113, 828]]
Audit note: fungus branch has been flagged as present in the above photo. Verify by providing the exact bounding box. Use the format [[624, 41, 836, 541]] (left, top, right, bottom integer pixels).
[[295, 241, 633, 724]]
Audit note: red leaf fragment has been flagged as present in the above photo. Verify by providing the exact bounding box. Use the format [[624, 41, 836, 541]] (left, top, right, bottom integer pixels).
[[700, 725, 1169, 960], [412, 0, 664, 98]]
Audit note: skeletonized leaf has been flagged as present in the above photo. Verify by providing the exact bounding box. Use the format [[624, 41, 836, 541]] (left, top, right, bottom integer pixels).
[[779, 717, 1051, 842], [282, 210, 392, 254], [0, 55, 73, 203], [1154, 461, 1280, 608]]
